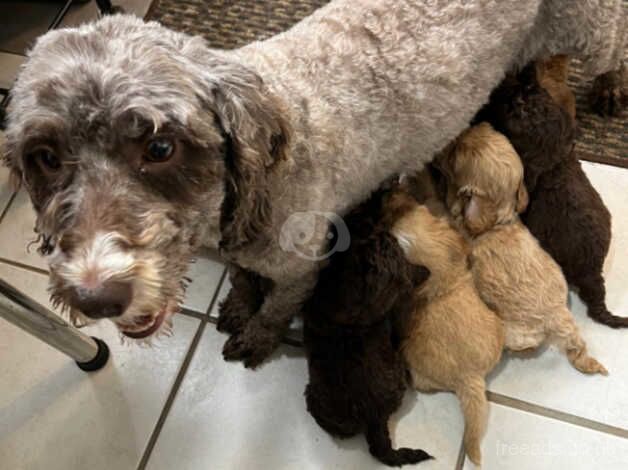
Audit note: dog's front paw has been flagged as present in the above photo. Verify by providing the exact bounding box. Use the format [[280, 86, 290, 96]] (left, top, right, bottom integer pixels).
[[222, 320, 280, 368], [589, 67, 627, 117], [216, 297, 254, 335]]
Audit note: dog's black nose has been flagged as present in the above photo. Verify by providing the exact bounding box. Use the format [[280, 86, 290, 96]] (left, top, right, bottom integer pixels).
[[71, 281, 133, 319]]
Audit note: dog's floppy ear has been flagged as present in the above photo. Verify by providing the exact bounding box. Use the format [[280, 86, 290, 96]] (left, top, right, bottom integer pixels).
[[515, 180, 529, 213], [212, 70, 291, 251]]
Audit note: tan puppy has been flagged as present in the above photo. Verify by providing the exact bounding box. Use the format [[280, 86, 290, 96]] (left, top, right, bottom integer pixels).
[[387, 189, 504, 466], [535, 55, 576, 121], [437, 123, 607, 376]]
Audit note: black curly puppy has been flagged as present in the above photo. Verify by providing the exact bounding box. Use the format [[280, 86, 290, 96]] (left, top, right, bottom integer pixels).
[[476, 64, 628, 328], [303, 189, 432, 467]]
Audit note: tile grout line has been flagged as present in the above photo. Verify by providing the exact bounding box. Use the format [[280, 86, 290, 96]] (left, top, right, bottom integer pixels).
[[487, 391, 628, 440], [136, 268, 228, 470], [454, 437, 466, 470], [178, 307, 207, 321], [0, 191, 17, 226]]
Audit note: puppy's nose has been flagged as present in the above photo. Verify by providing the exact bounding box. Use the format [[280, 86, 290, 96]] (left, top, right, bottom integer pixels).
[[71, 281, 133, 319]]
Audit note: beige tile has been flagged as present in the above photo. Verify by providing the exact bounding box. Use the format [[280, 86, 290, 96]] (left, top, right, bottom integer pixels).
[[0, 262, 200, 470], [462, 403, 628, 470], [146, 326, 463, 470], [487, 162, 628, 430], [0, 190, 45, 270], [0, 163, 15, 217], [0, 132, 15, 215], [182, 256, 225, 314]]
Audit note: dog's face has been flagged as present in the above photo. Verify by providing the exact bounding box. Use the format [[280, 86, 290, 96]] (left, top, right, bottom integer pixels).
[[437, 124, 528, 236], [2, 16, 288, 338]]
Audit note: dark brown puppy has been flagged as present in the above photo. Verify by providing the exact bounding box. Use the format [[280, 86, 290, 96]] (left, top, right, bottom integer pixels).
[[303, 189, 432, 467], [476, 64, 628, 327]]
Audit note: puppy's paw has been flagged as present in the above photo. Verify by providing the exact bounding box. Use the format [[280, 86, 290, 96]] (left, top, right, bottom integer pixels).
[[457, 185, 479, 199], [589, 67, 627, 117], [373, 448, 433, 466], [216, 297, 254, 334], [222, 320, 280, 368]]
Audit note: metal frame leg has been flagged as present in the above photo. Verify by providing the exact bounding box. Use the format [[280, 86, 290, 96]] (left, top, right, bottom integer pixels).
[[0, 279, 110, 371]]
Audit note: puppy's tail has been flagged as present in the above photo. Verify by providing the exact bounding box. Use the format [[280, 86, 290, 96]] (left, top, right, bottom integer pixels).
[[551, 307, 608, 375], [577, 274, 628, 328], [587, 303, 628, 329], [365, 418, 433, 467], [457, 377, 488, 466]]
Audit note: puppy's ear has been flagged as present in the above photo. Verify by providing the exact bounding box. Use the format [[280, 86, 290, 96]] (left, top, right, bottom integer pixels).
[[515, 180, 529, 213], [213, 71, 291, 251]]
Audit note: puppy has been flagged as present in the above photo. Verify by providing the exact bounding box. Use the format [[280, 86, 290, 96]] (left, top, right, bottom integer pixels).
[[478, 65, 628, 328], [388, 189, 503, 466], [303, 189, 432, 467], [438, 123, 607, 376]]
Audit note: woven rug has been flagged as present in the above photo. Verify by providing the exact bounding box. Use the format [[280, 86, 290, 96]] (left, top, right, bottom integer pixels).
[[148, 0, 627, 168]]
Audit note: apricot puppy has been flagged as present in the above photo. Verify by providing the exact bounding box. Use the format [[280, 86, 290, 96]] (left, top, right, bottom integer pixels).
[[438, 123, 607, 376], [387, 189, 503, 466]]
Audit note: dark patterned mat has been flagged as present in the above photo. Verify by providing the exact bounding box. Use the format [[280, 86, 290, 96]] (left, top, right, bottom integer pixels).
[[148, 0, 627, 168]]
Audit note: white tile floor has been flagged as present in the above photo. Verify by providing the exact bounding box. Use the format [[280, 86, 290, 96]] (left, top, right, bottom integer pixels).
[[0, 160, 627, 470]]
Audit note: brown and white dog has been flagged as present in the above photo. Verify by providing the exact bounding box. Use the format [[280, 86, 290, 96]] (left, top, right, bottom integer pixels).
[[2, 1, 625, 365]]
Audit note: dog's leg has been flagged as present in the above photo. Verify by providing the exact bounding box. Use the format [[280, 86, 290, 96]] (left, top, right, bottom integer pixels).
[[503, 321, 544, 352], [217, 265, 267, 334], [549, 307, 608, 375], [457, 376, 489, 466], [589, 62, 627, 117], [576, 272, 628, 328], [365, 418, 432, 467], [222, 273, 317, 368]]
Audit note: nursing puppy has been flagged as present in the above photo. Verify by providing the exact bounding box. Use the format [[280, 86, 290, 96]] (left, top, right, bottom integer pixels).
[[477, 65, 627, 328], [388, 189, 503, 466], [438, 123, 607, 376], [303, 189, 432, 467]]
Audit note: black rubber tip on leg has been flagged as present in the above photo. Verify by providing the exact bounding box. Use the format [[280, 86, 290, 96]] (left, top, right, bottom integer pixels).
[[76, 337, 110, 372]]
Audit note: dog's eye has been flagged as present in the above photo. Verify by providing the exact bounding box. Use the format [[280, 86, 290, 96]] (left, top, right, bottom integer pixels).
[[30, 148, 62, 174], [145, 138, 175, 163]]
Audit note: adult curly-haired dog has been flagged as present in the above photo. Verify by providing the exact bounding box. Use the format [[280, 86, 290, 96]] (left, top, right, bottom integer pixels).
[[388, 189, 503, 466], [438, 123, 607, 376], [303, 189, 431, 467], [477, 64, 627, 328], [2, 0, 625, 365]]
